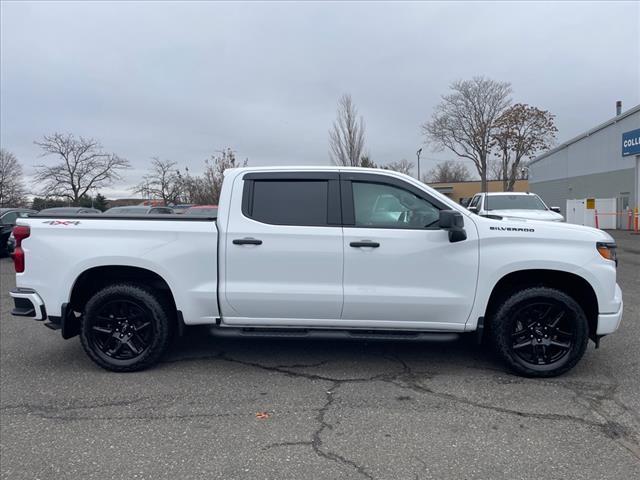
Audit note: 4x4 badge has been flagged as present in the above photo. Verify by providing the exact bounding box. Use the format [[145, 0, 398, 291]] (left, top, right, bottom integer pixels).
[[42, 220, 80, 226]]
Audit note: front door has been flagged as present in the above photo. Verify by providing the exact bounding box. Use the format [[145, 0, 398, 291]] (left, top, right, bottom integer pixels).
[[221, 172, 344, 325], [341, 172, 479, 329]]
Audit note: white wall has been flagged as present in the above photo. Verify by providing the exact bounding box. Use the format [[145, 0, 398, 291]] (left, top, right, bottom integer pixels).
[[531, 108, 640, 183]]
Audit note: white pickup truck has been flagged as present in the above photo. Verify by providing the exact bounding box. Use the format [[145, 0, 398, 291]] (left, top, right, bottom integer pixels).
[[9, 167, 623, 377]]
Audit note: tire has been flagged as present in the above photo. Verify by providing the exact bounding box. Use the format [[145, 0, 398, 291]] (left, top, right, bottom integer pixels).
[[489, 287, 589, 378], [80, 283, 173, 372]]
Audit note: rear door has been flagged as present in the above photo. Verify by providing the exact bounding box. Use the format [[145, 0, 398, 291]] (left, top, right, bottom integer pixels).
[[340, 172, 479, 329], [220, 171, 344, 325]]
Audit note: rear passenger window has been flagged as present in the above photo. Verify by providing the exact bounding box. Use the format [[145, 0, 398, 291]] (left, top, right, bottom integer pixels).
[[248, 180, 329, 226]]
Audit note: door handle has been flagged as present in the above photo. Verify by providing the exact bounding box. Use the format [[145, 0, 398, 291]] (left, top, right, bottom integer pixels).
[[233, 238, 263, 245], [350, 241, 380, 248]]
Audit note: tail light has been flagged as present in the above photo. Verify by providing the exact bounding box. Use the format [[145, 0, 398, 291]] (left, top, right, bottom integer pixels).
[[12, 225, 30, 273]]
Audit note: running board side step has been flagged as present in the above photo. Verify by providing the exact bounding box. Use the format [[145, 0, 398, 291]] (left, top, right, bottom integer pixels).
[[208, 326, 460, 342]]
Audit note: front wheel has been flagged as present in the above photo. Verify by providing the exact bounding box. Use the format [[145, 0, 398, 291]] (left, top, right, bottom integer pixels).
[[80, 283, 172, 372], [490, 287, 589, 377]]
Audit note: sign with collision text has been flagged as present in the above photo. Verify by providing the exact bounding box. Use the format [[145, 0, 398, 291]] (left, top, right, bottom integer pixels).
[[622, 128, 640, 156]]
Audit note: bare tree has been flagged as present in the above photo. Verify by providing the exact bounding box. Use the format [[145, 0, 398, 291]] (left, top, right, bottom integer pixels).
[[359, 154, 377, 168], [329, 94, 366, 166], [491, 103, 557, 191], [422, 77, 512, 192], [33, 133, 129, 204], [487, 158, 506, 182], [180, 148, 248, 205], [133, 157, 183, 205], [0, 149, 28, 207], [518, 160, 530, 180], [384, 159, 414, 175], [204, 148, 247, 204], [424, 160, 472, 183]]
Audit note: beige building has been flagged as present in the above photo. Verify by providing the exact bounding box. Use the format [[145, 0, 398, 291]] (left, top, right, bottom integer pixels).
[[427, 179, 530, 205]]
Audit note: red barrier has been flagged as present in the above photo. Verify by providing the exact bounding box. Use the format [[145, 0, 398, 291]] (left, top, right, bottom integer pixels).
[[594, 209, 599, 229]]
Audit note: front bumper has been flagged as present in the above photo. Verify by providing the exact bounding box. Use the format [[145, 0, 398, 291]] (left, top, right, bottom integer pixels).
[[596, 284, 623, 335], [9, 288, 47, 320]]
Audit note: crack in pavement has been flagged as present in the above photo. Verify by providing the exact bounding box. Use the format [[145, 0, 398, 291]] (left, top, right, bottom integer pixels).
[[4, 349, 639, 476], [222, 351, 640, 475], [309, 382, 375, 480], [383, 354, 640, 461], [262, 381, 375, 480]]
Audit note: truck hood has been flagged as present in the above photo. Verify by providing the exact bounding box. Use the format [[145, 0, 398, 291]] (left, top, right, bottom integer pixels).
[[474, 214, 614, 243], [486, 209, 564, 222]]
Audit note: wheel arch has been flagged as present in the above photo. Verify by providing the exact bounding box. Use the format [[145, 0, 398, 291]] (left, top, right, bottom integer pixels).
[[69, 265, 178, 317], [484, 269, 599, 339]]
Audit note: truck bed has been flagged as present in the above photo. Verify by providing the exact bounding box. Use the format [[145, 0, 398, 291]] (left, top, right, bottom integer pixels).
[[17, 214, 220, 324]]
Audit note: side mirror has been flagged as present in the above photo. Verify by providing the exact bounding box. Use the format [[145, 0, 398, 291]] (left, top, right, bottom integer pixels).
[[438, 210, 467, 243], [467, 206, 479, 214], [550, 206, 561, 214]]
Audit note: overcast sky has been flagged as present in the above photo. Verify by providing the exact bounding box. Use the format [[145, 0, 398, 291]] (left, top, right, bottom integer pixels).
[[1, 1, 639, 198]]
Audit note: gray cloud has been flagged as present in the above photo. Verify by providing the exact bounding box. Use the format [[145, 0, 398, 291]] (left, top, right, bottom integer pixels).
[[1, 1, 638, 198]]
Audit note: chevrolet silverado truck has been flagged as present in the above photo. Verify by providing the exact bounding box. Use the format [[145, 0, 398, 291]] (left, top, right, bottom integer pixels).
[[9, 167, 623, 377]]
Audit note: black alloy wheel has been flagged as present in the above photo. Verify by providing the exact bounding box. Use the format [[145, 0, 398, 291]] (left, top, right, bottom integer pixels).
[[80, 283, 172, 372], [510, 301, 574, 366], [490, 287, 589, 377], [88, 299, 154, 362]]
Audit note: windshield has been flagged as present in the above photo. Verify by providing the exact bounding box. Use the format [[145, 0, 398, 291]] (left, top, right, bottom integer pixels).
[[485, 195, 547, 211]]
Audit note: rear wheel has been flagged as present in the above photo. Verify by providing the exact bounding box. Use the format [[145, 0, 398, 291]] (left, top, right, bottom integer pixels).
[[490, 287, 589, 377], [80, 283, 172, 372]]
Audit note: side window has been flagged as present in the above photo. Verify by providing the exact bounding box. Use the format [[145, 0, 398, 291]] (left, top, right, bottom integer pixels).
[[1, 212, 18, 225], [247, 180, 330, 226], [151, 208, 171, 214], [352, 182, 440, 229], [469, 195, 481, 209]]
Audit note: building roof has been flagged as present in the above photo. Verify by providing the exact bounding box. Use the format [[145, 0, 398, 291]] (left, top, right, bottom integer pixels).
[[530, 103, 640, 165]]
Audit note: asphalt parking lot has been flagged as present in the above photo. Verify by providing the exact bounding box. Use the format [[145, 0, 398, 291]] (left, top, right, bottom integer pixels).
[[1, 231, 639, 480]]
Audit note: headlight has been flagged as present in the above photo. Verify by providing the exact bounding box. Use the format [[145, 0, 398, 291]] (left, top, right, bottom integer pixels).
[[596, 242, 617, 266]]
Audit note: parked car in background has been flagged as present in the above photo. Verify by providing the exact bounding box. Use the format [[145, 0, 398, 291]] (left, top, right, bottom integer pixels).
[[38, 207, 102, 215], [170, 204, 195, 214], [184, 205, 218, 217], [1, 208, 37, 256], [104, 206, 174, 215], [467, 192, 564, 222]]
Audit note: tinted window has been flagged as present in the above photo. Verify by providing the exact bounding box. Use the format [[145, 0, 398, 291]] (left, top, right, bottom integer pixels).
[[1, 212, 18, 225], [485, 195, 547, 211], [249, 180, 329, 226], [468, 195, 481, 209], [352, 182, 440, 228]]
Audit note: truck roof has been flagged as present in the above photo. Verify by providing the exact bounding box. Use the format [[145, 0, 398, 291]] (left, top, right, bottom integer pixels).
[[225, 165, 384, 174]]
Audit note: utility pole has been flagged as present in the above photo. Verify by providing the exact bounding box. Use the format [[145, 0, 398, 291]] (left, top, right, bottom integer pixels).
[[416, 148, 422, 182]]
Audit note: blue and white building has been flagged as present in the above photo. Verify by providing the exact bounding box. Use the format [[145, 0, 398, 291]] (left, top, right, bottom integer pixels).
[[530, 103, 640, 226]]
